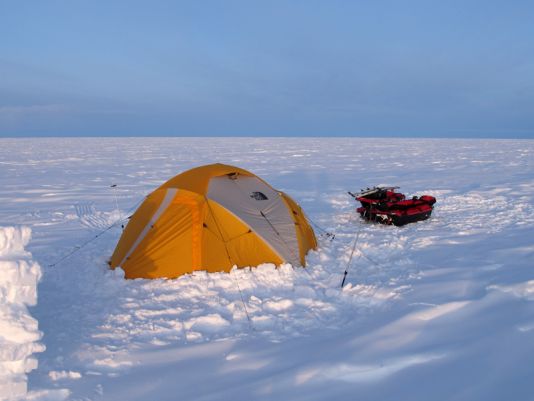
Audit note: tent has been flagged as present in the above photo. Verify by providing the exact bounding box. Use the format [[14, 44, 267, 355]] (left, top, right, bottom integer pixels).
[[110, 163, 317, 279]]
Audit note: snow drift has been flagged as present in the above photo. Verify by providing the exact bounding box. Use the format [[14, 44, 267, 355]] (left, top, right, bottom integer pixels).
[[0, 227, 44, 400]]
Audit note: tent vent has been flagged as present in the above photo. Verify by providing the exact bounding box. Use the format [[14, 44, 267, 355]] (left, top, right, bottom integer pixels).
[[250, 191, 268, 201]]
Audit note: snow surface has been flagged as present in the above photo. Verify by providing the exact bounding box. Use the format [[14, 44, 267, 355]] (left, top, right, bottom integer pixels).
[[0, 137, 533, 400], [0, 226, 44, 399]]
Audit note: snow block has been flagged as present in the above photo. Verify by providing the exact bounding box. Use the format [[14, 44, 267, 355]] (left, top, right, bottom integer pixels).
[[0, 226, 44, 400], [0, 227, 32, 259]]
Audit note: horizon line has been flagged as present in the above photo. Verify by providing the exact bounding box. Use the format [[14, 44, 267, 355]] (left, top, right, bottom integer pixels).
[[1, 134, 533, 140]]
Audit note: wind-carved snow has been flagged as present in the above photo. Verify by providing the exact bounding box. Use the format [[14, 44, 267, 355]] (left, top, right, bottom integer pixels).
[[0, 138, 533, 401], [488, 280, 534, 301]]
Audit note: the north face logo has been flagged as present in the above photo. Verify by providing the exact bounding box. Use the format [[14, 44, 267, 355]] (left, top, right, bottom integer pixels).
[[250, 192, 268, 201]]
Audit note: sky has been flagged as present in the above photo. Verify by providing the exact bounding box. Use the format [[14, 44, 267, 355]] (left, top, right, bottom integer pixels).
[[1, 0, 533, 138]]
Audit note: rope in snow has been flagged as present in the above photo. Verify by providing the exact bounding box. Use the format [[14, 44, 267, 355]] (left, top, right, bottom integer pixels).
[[48, 194, 145, 268], [48, 221, 125, 268], [110, 184, 121, 221], [204, 196, 255, 332], [335, 212, 394, 282], [357, 249, 387, 269], [341, 220, 363, 288], [307, 208, 392, 280], [230, 272, 255, 331], [306, 214, 336, 242]]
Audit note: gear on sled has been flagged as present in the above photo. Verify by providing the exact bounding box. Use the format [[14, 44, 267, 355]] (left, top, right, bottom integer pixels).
[[348, 187, 436, 226]]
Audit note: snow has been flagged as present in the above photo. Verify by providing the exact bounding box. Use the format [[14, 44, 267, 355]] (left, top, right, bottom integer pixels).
[[0, 226, 44, 400], [0, 137, 533, 400]]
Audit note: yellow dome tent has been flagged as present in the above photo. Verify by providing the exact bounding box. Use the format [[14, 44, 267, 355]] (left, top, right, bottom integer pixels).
[[110, 163, 317, 279]]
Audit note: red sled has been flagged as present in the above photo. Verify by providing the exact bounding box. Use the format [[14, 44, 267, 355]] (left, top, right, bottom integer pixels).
[[349, 187, 436, 226]]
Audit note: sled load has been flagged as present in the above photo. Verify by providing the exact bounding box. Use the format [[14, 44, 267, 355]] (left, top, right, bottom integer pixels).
[[349, 187, 436, 226]]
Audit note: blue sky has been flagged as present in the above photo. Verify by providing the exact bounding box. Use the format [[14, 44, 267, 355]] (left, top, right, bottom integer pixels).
[[1, 0, 533, 138]]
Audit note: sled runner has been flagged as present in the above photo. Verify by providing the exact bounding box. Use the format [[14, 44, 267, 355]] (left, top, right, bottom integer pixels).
[[349, 187, 436, 226]]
